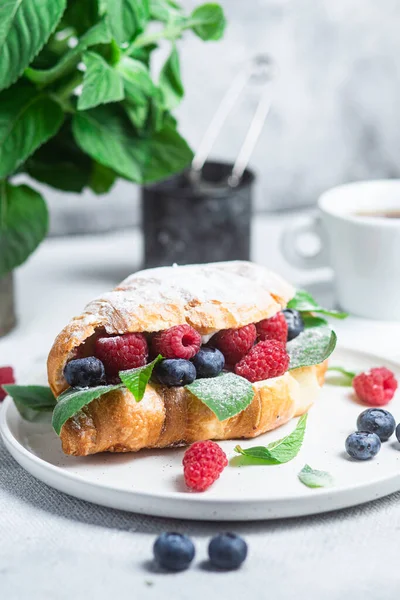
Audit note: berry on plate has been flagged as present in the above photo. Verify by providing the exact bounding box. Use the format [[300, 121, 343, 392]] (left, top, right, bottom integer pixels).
[[191, 347, 225, 378], [234, 340, 289, 383], [183, 440, 228, 492], [396, 423, 400, 444], [256, 312, 288, 343], [345, 431, 381, 460], [353, 367, 398, 406], [356, 408, 396, 442], [64, 357, 105, 388], [282, 309, 304, 341], [212, 324, 256, 367], [0, 366, 15, 401], [153, 532, 195, 571], [155, 359, 196, 387], [95, 332, 148, 376], [208, 533, 248, 570], [152, 324, 201, 360]]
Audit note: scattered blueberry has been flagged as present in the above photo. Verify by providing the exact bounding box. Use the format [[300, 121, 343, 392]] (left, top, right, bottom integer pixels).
[[191, 347, 225, 378], [64, 357, 105, 388], [153, 532, 195, 571], [396, 423, 400, 444], [154, 359, 196, 387], [357, 408, 396, 442], [345, 431, 381, 460], [208, 533, 248, 570], [282, 309, 304, 341]]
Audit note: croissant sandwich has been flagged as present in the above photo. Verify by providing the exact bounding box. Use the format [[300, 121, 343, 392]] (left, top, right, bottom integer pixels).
[[33, 261, 341, 457]]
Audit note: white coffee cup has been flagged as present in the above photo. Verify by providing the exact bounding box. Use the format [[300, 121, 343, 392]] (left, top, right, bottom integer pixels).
[[281, 180, 400, 320]]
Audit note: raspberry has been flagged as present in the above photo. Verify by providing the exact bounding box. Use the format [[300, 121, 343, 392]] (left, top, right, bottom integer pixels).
[[152, 324, 201, 360], [183, 440, 228, 492], [353, 367, 398, 407], [212, 324, 256, 366], [235, 340, 289, 383], [0, 366, 15, 401], [95, 332, 148, 376], [256, 312, 288, 343]]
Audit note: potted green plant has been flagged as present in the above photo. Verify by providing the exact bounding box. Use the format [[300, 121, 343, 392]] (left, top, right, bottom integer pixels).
[[0, 0, 226, 336]]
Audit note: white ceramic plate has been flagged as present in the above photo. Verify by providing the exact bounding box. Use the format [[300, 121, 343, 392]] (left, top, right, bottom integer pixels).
[[2, 347, 400, 521]]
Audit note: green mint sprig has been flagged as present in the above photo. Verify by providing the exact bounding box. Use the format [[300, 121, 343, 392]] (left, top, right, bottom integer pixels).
[[3, 385, 57, 422], [287, 290, 348, 319], [298, 464, 334, 488], [326, 366, 357, 387], [234, 414, 307, 465], [287, 327, 337, 371]]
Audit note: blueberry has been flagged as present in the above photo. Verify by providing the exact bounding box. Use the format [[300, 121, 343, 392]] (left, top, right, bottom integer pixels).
[[282, 309, 304, 341], [191, 347, 225, 378], [396, 423, 400, 444], [64, 357, 105, 388], [357, 409, 396, 442], [154, 359, 196, 387], [345, 431, 381, 460], [153, 532, 195, 571], [208, 533, 248, 570]]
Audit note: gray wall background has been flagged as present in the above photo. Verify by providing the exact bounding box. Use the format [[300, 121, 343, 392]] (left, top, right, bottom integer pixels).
[[42, 0, 400, 233]]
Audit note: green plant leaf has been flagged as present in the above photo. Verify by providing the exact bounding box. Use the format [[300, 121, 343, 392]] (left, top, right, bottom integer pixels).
[[105, 0, 150, 44], [142, 116, 193, 182], [60, 0, 100, 36], [287, 290, 348, 319], [124, 101, 149, 130], [73, 105, 193, 184], [78, 51, 124, 111], [25, 19, 111, 86], [298, 464, 334, 488], [4, 385, 56, 422], [302, 314, 329, 329], [326, 366, 357, 387], [52, 383, 123, 435], [117, 56, 155, 104], [0, 82, 64, 178], [25, 123, 93, 193], [159, 45, 184, 110], [0, 182, 48, 277], [287, 326, 337, 371], [0, 0, 66, 91], [72, 105, 148, 182], [89, 162, 117, 194], [148, 87, 166, 132], [150, 0, 182, 22], [234, 414, 308, 465], [188, 3, 226, 41], [186, 372, 254, 421], [119, 355, 162, 402]]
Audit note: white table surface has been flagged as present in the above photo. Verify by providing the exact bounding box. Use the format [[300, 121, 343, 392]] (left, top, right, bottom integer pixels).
[[2, 215, 400, 600]]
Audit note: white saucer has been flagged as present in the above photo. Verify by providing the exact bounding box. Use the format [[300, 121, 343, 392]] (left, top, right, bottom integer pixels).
[[2, 347, 400, 521]]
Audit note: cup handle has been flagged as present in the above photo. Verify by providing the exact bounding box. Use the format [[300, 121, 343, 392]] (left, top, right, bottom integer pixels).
[[280, 216, 329, 270]]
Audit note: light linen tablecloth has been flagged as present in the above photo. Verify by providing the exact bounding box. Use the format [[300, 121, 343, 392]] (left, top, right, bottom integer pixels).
[[2, 224, 400, 600]]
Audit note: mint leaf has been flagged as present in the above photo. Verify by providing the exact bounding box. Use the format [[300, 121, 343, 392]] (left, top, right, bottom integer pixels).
[[105, 0, 150, 44], [142, 117, 193, 182], [78, 51, 124, 111], [298, 464, 334, 488], [189, 3, 226, 41], [287, 327, 337, 371], [235, 414, 308, 464], [159, 45, 184, 110], [302, 314, 328, 329], [89, 162, 117, 194], [117, 56, 155, 105], [0, 182, 48, 277], [0, 82, 64, 178], [150, 0, 182, 21], [4, 385, 56, 422], [326, 366, 357, 387], [0, 0, 67, 91], [52, 383, 123, 435], [287, 290, 348, 319], [186, 372, 254, 421], [120, 355, 162, 402]]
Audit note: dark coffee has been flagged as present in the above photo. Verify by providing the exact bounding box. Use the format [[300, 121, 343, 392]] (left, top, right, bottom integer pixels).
[[357, 210, 400, 219]]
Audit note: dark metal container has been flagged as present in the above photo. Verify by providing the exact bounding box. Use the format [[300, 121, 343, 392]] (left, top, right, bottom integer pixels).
[[142, 161, 254, 268]]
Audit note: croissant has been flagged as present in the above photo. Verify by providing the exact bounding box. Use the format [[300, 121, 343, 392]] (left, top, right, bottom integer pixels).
[[47, 261, 328, 456]]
